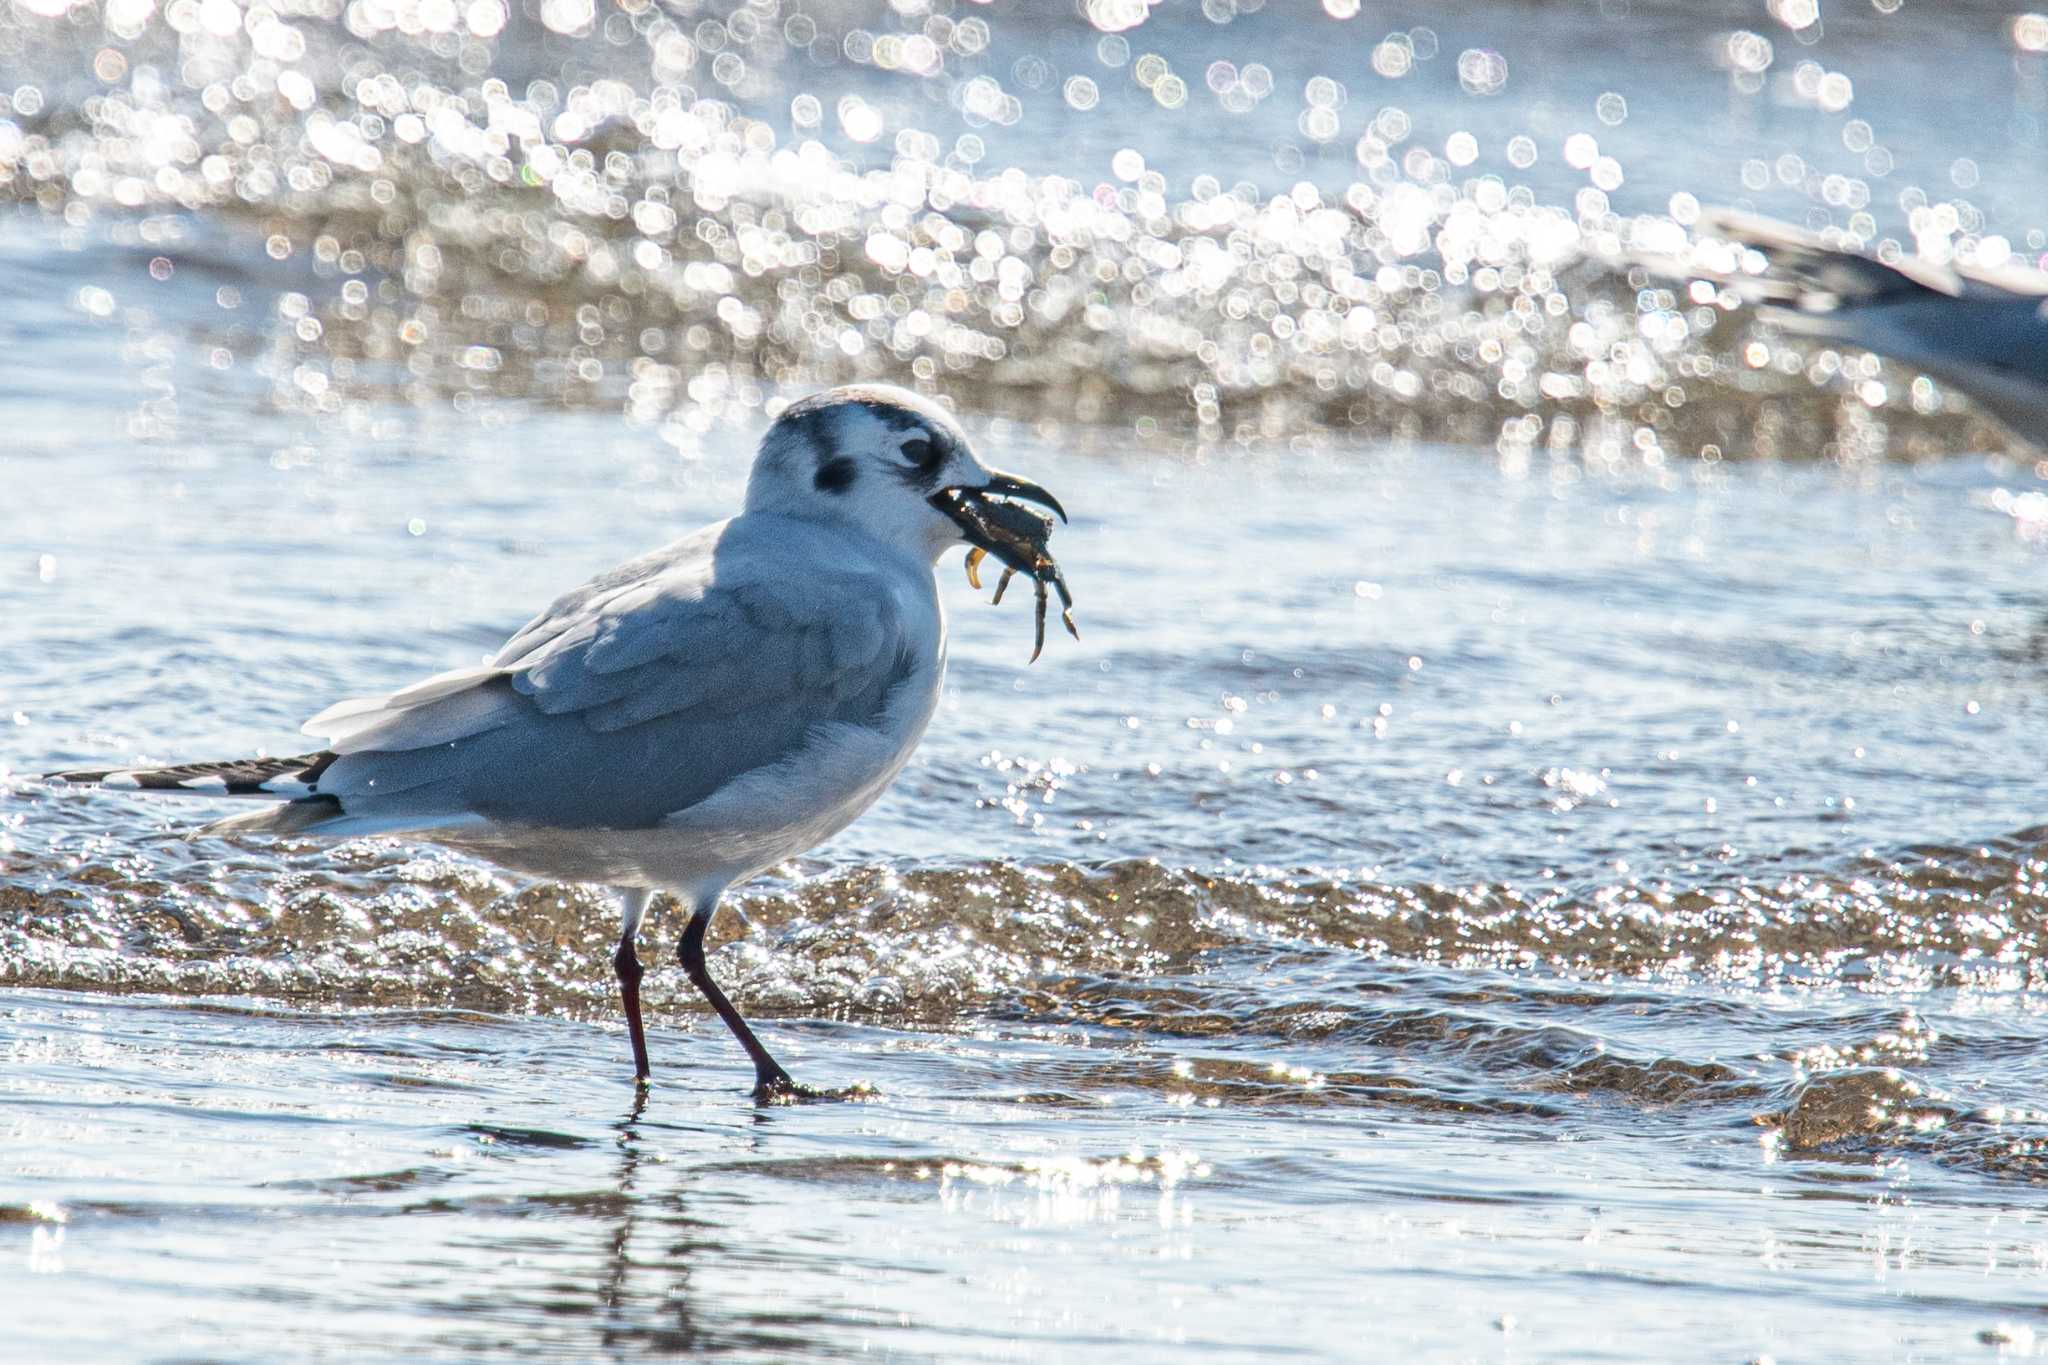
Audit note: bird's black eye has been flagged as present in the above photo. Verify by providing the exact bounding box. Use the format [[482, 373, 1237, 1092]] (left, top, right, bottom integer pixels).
[[900, 437, 939, 468]]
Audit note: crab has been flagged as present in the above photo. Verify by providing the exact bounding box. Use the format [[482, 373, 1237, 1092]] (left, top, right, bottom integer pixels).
[[959, 498, 1078, 663]]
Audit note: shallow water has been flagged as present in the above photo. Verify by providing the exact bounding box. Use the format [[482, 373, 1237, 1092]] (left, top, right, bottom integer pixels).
[[9, 0, 2048, 1359], [11, 987, 2048, 1363]]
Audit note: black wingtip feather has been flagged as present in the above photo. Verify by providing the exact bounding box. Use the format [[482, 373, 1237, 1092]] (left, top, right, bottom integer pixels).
[[46, 750, 339, 795]]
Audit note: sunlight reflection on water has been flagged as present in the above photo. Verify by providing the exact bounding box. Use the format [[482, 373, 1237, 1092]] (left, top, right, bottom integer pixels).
[[9, 0, 2048, 1358]]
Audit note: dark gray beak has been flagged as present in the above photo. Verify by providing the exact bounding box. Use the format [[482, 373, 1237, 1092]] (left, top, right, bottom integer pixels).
[[952, 471, 1067, 524], [927, 469, 1067, 572]]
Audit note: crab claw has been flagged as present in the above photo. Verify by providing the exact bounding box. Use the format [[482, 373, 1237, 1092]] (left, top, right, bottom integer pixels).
[[965, 546, 986, 590]]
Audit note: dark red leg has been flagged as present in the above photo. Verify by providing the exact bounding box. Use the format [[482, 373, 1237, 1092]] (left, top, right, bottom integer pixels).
[[679, 904, 802, 1101], [613, 937, 652, 1086]]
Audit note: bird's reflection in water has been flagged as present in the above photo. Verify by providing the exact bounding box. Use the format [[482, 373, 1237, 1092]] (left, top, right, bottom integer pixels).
[[594, 1088, 704, 1355], [591, 1085, 822, 1355]]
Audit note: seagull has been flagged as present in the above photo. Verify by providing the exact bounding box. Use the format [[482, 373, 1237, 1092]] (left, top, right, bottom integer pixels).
[[47, 384, 1075, 1102], [1694, 208, 2048, 449]]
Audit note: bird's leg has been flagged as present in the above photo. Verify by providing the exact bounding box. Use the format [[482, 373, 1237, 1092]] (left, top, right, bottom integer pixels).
[[614, 888, 654, 1087], [613, 938, 652, 1086], [679, 901, 807, 1102]]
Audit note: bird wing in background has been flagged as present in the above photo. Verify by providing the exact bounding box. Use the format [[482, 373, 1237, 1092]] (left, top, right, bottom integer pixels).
[[1689, 209, 2048, 446]]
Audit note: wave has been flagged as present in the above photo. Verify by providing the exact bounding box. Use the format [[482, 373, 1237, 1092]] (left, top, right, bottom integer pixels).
[[8, 823, 2047, 1018]]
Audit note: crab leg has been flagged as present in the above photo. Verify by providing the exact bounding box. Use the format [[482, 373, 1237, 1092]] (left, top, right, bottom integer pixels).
[[1045, 566, 1074, 614], [1030, 576, 1049, 664], [1039, 561, 1079, 639], [971, 532, 1076, 659]]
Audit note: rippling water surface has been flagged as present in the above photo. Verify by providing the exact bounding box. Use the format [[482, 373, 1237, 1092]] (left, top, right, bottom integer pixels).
[[9, 0, 2048, 1359]]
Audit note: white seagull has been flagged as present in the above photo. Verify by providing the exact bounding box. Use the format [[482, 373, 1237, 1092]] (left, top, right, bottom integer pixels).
[[1697, 209, 2048, 449], [49, 384, 1076, 1102]]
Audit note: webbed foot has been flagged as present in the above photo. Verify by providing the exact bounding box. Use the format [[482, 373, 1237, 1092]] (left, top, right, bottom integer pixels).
[[752, 1070, 876, 1105]]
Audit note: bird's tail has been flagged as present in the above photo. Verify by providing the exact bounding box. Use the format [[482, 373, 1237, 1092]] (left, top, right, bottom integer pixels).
[[1696, 208, 1958, 312], [47, 750, 339, 798], [43, 749, 491, 839], [44, 751, 351, 834]]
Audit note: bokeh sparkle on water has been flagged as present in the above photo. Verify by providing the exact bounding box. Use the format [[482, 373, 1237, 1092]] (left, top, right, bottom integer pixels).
[[8, 0, 2048, 458], [8, 0, 2048, 1360]]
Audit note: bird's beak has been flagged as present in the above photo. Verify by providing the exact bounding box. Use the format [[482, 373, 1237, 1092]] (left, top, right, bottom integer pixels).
[[978, 470, 1067, 524], [926, 468, 1068, 573], [948, 470, 1067, 524]]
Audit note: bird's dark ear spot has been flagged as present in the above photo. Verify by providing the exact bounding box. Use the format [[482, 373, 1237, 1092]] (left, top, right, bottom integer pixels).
[[814, 456, 857, 493]]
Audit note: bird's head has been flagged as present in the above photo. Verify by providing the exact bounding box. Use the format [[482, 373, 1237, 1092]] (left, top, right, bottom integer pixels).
[[746, 383, 1067, 566]]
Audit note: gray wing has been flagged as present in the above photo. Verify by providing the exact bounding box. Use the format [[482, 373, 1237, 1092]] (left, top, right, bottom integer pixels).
[[1763, 294, 2048, 447], [296, 519, 918, 831], [1835, 296, 2048, 377]]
